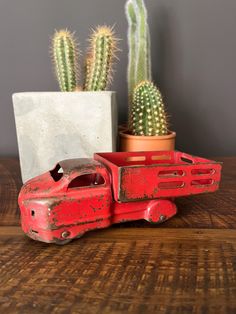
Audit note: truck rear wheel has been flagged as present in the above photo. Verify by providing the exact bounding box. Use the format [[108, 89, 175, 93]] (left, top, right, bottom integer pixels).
[[55, 239, 72, 245]]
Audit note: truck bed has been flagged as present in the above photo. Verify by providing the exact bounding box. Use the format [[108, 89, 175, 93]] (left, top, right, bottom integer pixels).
[[94, 151, 222, 203]]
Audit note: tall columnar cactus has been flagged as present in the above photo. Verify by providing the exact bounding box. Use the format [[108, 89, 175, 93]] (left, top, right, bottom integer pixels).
[[126, 0, 137, 101], [135, 0, 152, 83], [126, 0, 152, 100], [130, 81, 168, 136], [52, 30, 79, 92], [84, 26, 118, 91]]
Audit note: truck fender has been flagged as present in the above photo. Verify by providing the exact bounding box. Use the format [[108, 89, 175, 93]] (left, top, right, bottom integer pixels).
[[145, 199, 177, 224]]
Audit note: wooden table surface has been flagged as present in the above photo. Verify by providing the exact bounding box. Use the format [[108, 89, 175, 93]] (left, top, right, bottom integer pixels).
[[0, 157, 236, 313]]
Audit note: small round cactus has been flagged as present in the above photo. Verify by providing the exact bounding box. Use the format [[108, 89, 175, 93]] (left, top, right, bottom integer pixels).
[[52, 29, 79, 92], [130, 81, 169, 136], [84, 26, 118, 91]]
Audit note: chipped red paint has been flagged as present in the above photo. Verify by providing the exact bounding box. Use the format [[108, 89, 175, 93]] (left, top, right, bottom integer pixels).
[[18, 152, 222, 244]]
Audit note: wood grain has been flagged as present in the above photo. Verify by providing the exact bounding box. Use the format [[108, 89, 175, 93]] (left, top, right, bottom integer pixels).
[[0, 227, 236, 313], [0, 157, 236, 313], [0, 158, 21, 226], [0, 157, 235, 229]]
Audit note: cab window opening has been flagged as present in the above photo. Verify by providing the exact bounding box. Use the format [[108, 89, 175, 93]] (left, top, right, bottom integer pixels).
[[68, 173, 105, 189]]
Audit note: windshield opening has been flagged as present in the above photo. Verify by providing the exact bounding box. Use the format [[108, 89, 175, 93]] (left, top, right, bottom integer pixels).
[[50, 163, 63, 182]]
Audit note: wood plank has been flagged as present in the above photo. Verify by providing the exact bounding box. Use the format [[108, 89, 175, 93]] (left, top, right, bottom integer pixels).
[[0, 158, 21, 226], [0, 227, 236, 313], [0, 157, 235, 229]]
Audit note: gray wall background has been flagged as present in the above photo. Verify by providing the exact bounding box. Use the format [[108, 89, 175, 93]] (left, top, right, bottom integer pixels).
[[0, 0, 235, 157]]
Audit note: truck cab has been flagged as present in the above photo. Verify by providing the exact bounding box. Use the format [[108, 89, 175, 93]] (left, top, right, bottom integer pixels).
[[19, 159, 113, 243]]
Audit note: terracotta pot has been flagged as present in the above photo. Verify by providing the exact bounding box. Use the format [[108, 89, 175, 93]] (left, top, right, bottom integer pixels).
[[119, 130, 176, 152]]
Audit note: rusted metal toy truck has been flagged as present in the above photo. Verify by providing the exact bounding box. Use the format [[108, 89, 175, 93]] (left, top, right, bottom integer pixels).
[[18, 151, 222, 244]]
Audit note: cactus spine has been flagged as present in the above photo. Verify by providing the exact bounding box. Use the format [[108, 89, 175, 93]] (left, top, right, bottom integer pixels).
[[84, 26, 118, 91], [130, 81, 168, 136], [126, 0, 152, 100], [52, 30, 79, 92]]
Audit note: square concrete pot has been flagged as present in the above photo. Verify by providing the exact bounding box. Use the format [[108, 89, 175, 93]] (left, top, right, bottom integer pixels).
[[13, 91, 117, 183]]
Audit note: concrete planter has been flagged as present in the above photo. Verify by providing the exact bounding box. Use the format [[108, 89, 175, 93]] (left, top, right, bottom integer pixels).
[[13, 91, 117, 183]]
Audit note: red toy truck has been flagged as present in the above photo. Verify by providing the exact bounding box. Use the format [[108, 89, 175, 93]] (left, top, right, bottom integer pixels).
[[18, 151, 222, 244]]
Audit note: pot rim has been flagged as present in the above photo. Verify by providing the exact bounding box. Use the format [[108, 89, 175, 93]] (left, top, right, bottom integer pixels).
[[119, 130, 176, 141], [12, 91, 116, 97]]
